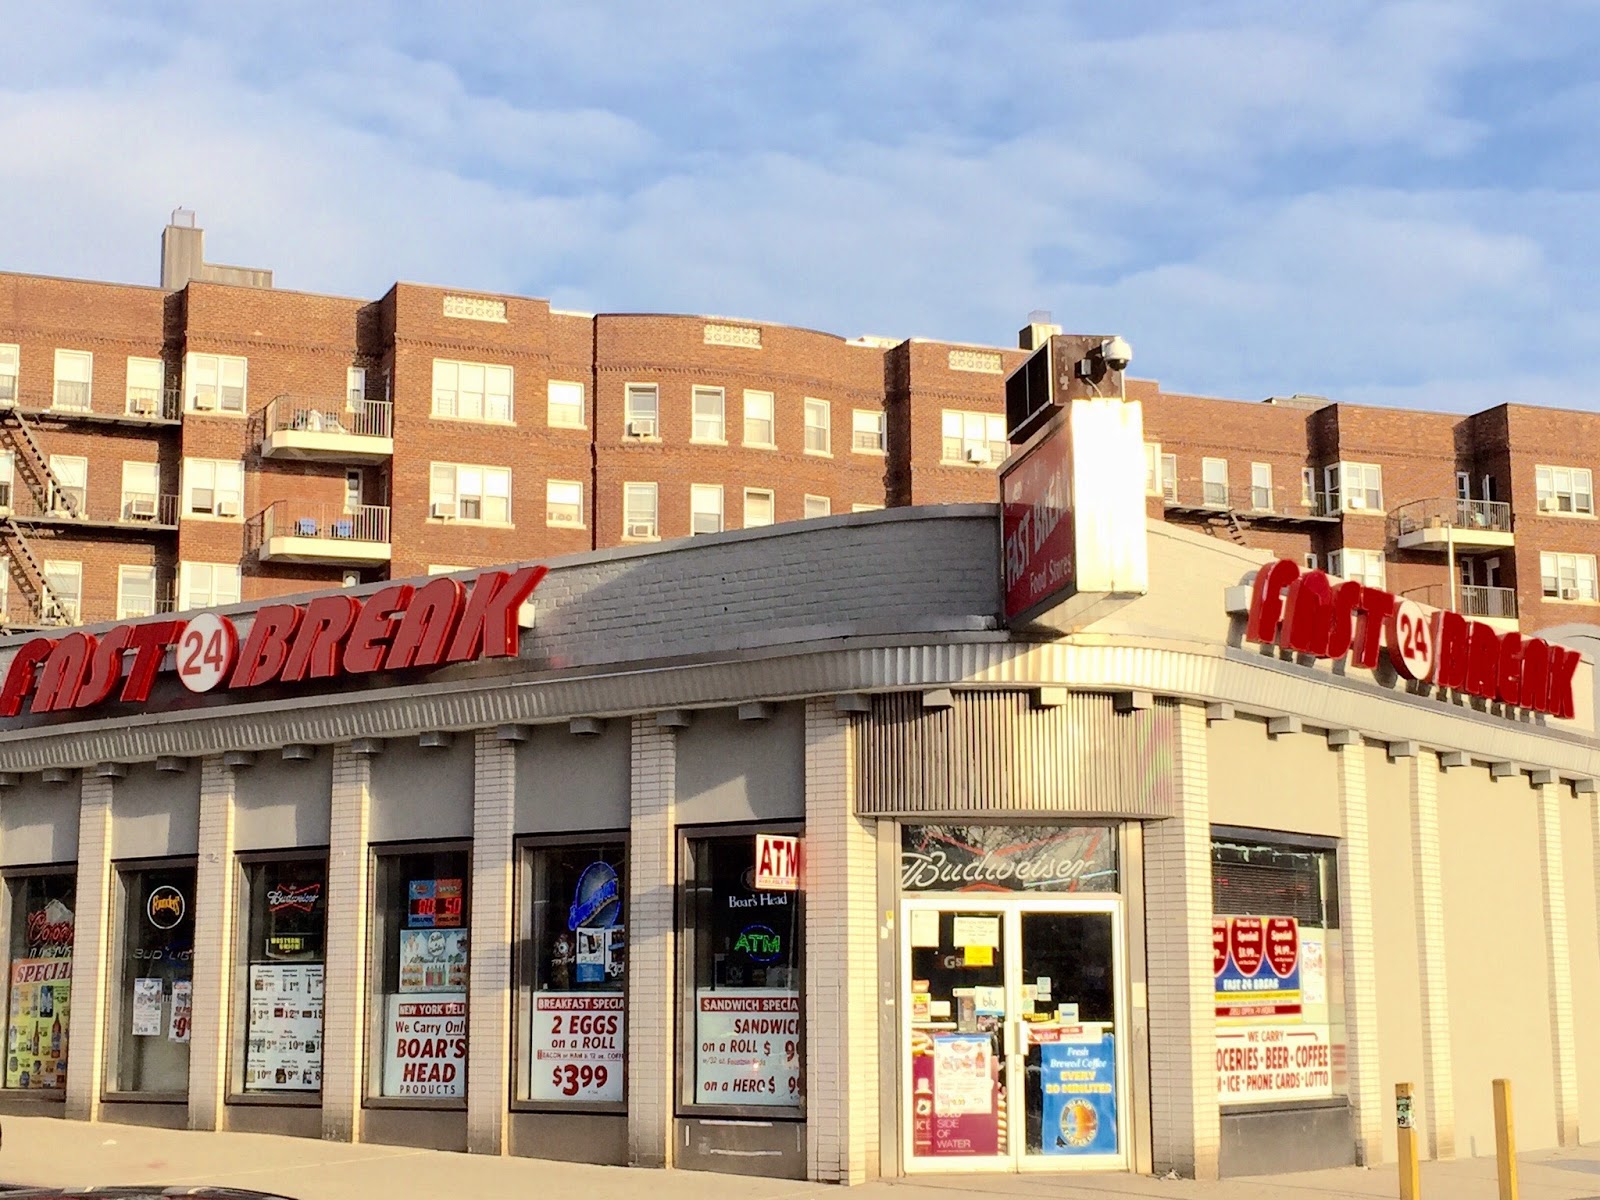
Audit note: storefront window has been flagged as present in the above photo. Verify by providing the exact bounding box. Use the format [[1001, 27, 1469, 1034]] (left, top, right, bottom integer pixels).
[[1212, 831, 1346, 1105], [680, 829, 803, 1111], [239, 858, 327, 1093], [371, 846, 470, 1100], [522, 840, 625, 1104], [112, 862, 196, 1095], [3, 872, 75, 1092]]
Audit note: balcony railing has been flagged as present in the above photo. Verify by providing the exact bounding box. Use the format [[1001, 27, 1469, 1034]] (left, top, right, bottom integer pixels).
[[125, 386, 183, 421], [0, 373, 16, 404], [1202, 481, 1229, 507], [0, 483, 178, 527], [261, 500, 391, 544], [263, 395, 394, 439], [1164, 482, 1336, 520], [52, 380, 92, 411], [1392, 496, 1513, 538], [1461, 584, 1517, 619]]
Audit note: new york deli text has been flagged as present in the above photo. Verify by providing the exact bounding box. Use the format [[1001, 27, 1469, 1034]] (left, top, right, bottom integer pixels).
[[1245, 559, 1579, 720], [0, 566, 547, 717]]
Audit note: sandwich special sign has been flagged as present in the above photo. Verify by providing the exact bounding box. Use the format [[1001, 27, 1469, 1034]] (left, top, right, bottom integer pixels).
[[0, 565, 547, 718], [1243, 559, 1579, 720]]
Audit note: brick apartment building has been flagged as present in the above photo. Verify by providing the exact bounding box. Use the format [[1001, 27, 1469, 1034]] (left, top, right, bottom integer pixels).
[[1, 213, 1596, 635]]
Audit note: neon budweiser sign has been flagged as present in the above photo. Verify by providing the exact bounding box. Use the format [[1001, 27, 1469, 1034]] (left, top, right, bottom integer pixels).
[[1244, 559, 1579, 720], [1, 566, 547, 717]]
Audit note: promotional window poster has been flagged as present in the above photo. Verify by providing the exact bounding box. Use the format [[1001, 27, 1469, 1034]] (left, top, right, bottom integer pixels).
[[246, 964, 324, 1091], [382, 993, 467, 1098], [399, 928, 469, 993], [1038, 1031, 1119, 1156], [5, 958, 71, 1090]]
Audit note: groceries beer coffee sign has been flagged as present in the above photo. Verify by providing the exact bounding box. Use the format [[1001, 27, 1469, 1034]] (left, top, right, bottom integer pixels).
[[0, 566, 547, 718]]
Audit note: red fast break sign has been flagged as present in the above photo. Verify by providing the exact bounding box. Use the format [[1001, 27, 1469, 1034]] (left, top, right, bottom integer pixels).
[[1000, 417, 1075, 621], [0, 565, 547, 718], [1245, 559, 1579, 720]]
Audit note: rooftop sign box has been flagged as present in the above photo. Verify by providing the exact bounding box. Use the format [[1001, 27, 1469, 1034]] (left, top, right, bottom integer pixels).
[[0, 566, 547, 719]]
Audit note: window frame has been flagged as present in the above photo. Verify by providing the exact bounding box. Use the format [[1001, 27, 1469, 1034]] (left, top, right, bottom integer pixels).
[[547, 380, 586, 430], [743, 390, 775, 448], [850, 408, 885, 454], [691, 386, 726, 444], [184, 352, 248, 415], [690, 483, 724, 536], [121, 461, 160, 521], [0, 344, 18, 404], [1540, 551, 1599, 601], [429, 463, 512, 525], [803, 398, 831, 456], [1202, 457, 1229, 507], [743, 488, 775, 529], [803, 494, 830, 520], [181, 458, 244, 521], [104, 855, 199, 1102], [52, 349, 93, 411], [623, 482, 659, 541], [1534, 464, 1594, 516], [178, 561, 242, 612], [431, 358, 514, 424], [624, 384, 660, 439], [126, 356, 165, 416], [41, 560, 82, 625], [940, 409, 1007, 466], [1327, 548, 1385, 589], [1250, 462, 1273, 511], [1325, 461, 1383, 513], [545, 479, 584, 528], [116, 564, 158, 620], [46, 454, 87, 516]]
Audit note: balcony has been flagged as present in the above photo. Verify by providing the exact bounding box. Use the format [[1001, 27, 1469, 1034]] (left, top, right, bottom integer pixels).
[[1391, 497, 1513, 552], [1163, 484, 1338, 524], [1, 385, 182, 426], [259, 396, 393, 463], [1402, 583, 1518, 633], [0, 484, 179, 532], [254, 500, 391, 565]]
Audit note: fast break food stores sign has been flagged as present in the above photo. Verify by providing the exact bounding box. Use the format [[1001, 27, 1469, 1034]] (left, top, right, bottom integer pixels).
[[0, 565, 547, 717]]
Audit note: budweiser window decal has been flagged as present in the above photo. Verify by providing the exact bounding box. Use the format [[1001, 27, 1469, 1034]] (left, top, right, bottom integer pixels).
[[900, 824, 1119, 894]]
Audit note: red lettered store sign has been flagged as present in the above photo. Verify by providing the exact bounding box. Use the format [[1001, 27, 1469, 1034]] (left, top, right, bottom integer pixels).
[[1001, 417, 1075, 621], [0, 565, 547, 718], [1245, 559, 1579, 720]]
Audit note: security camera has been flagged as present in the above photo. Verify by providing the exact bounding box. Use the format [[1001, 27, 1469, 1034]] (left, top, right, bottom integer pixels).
[[1100, 336, 1132, 371]]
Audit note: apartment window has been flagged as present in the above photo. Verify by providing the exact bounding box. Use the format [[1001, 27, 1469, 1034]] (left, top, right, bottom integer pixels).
[[117, 565, 158, 620], [47, 455, 86, 516], [852, 409, 885, 453], [427, 565, 468, 576], [126, 357, 164, 415], [1327, 548, 1385, 589], [852, 503, 883, 513], [1325, 462, 1383, 512], [183, 459, 244, 519], [691, 484, 724, 535], [546, 480, 583, 527], [42, 561, 81, 625], [624, 483, 658, 540], [804, 495, 830, 520], [432, 359, 513, 422], [53, 350, 92, 411], [121, 462, 160, 521], [692, 387, 726, 442], [1534, 465, 1593, 515], [1304, 553, 1319, 570], [1144, 443, 1162, 496], [347, 366, 367, 407], [0, 344, 17, 404], [185, 353, 247, 413], [0, 452, 13, 510], [1251, 463, 1273, 511], [547, 381, 585, 429], [625, 384, 659, 437], [1161, 454, 1178, 502], [803, 398, 831, 454], [743, 391, 775, 447], [1540, 552, 1598, 601], [941, 410, 1007, 465], [1456, 471, 1471, 501], [1202, 458, 1229, 506], [179, 562, 241, 611], [1302, 468, 1317, 508], [744, 488, 775, 528], [430, 463, 511, 524]]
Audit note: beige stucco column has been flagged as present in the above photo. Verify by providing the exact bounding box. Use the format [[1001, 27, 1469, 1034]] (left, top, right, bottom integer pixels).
[[65, 772, 111, 1122], [1144, 701, 1220, 1179], [803, 697, 877, 1183], [1409, 753, 1455, 1160], [1335, 741, 1383, 1164], [466, 730, 516, 1154], [627, 714, 677, 1167], [1535, 778, 1580, 1146], [322, 744, 374, 1142], [188, 756, 238, 1130]]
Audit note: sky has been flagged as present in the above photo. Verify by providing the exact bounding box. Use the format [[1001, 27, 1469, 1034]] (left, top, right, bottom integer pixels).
[[1, 1, 1597, 412]]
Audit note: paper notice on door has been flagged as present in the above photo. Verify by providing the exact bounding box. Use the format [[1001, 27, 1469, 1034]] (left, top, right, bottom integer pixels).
[[1036, 976, 1053, 1001], [973, 986, 1005, 1016], [951, 916, 999, 948], [131, 978, 162, 1037], [963, 945, 993, 967], [910, 909, 940, 948]]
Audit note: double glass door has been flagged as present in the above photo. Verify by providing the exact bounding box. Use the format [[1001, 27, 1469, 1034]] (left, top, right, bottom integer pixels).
[[901, 898, 1125, 1172]]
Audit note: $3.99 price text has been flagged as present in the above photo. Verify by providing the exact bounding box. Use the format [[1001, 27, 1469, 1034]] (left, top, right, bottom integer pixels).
[[551, 1062, 610, 1096]]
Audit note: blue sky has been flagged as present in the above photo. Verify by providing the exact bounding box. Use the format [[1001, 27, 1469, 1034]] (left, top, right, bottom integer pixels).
[[1, 1, 1597, 411]]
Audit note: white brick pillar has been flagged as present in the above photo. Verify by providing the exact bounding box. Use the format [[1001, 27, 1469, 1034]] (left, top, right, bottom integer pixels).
[[322, 744, 374, 1143], [1144, 702, 1219, 1179], [627, 715, 676, 1168], [467, 730, 516, 1154], [1410, 754, 1454, 1159], [65, 772, 111, 1123], [1335, 741, 1383, 1164], [188, 756, 239, 1130], [803, 698, 877, 1183], [1536, 780, 1580, 1146]]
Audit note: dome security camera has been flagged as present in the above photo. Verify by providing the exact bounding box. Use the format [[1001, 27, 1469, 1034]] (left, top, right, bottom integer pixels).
[[1100, 336, 1132, 372]]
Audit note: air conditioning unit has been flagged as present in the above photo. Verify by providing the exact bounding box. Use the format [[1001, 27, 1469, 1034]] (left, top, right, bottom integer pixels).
[[128, 497, 157, 519], [627, 419, 657, 437], [216, 499, 239, 518], [128, 396, 156, 416], [1540, 497, 1561, 512], [193, 389, 217, 411], [430, 502, 455, 519], [626, 522, 655, 538], [1562, 587, 1581, 600], [1346, 495, 1366, 510], [965, 445, 991, 464]]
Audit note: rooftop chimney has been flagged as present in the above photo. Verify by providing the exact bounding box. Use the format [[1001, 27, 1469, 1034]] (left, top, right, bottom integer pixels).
[[160, 210, 273, 290]]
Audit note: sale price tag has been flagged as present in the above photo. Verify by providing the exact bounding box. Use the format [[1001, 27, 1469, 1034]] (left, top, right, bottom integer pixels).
[[531, 993, 624, 1102]]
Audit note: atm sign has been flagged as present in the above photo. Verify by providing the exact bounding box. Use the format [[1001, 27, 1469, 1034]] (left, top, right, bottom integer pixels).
[[754, 834, 801, 892]]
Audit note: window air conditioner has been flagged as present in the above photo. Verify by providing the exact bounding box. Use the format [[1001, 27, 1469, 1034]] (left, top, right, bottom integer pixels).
[[1562, 587, 1581, 600], [193, 389, 217, 411], [216, 498, 240, 518], [965, 445, 991, 464], [626, 522, 655, 538], [128, 497, 157, 519], [1540, 497, 1560, 512], [128, 396, 156, 416], [430, 502, 455, 519], [1346, 495, 1365, 510], [627, 419, 657, 437]]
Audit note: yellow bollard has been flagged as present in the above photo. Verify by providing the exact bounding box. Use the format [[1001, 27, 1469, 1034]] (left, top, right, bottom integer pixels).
[[1396, 1082, 1420, 1199], [1494, 1078, 1519, 1200]]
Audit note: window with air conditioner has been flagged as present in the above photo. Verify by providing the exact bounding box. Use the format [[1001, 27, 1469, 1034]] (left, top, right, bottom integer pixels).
[[547, 380, 585, 429], [743, 390, 775, 447], [430, 463, 511, 523], [179, 562, 242, 611], [1202, 457, 1229, 507], [42, 560, 82, 625], [1326, 548, 1385, 589], [52, 350, 92, 411], [126, 357, 164, 416], [121, 461, 160, 521], [0, 344, 18, 405], [744, 488, 775, 528], [1251, 463, 1273, 511], [185, 353, 248, 413], [1324, 462, 1383, 512], [625, 384, 659, 437], [546, 479, 583, 527], [1541, 551, 1597, 601], [803, 398, 830, 454], [183, 459, 243, 518], [1534, 465, 1593, 515], [0, 452, 13, 511], [941, 410, 1006, 465], [691, 387, 726, 442], [623, 483, 658, 539], [432, 359, 513, 423], [47, 455, 87, 516], [804, 494, 830, 520], [117, 565, 158, 620], [852, 409, 885, 453], [690, 484, 724, 535]]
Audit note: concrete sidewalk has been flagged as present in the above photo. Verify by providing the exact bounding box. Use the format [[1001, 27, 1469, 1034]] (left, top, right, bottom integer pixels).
[[2, 1116, 1600, 1199]]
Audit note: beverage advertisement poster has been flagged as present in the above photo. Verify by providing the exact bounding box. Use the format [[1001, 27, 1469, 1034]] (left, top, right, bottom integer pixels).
[[245, 964, 325, 1091], [5, 958, 71, 1089], [407, 879, 463, 929], [169, 980, 193, 1043], [131, 977, 163, 1036], [910, 1032, 1001, 1157], [694, 989, 801, 1106], [1039, 1032, 1118, 1155], [530, 993, 623, 1102], [382, 993, 467, 1098], [398, 928, 469, 993]]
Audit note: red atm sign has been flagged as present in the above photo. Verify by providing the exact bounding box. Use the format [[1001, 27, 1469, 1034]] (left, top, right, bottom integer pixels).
[[755, 834, 801, 892]]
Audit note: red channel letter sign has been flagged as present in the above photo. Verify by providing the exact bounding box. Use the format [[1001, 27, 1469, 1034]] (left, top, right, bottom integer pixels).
[[1244, 559, 1579, 720], [0, 566, 547, 718], [1000, 416, 1075, 621]]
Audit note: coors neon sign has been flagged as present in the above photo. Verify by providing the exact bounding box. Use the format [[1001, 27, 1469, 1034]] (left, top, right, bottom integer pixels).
[[0, 566, 547, 718], [1244, 559, 1579, 720]]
